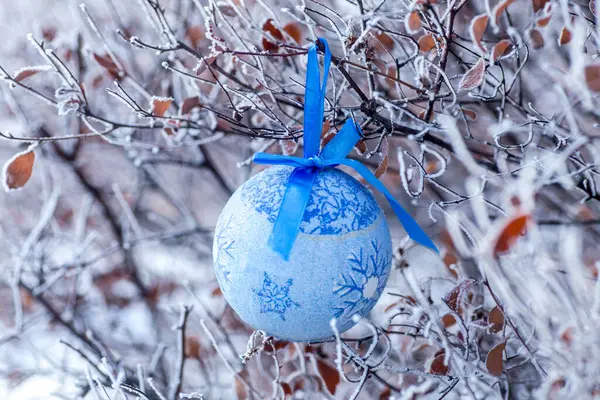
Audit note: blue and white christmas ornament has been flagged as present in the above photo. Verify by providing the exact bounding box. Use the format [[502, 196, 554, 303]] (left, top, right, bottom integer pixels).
[[213, 38, 437, 342]]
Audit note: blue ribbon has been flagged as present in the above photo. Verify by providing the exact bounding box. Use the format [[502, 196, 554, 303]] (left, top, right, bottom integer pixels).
[[253, 38, 438, 260]]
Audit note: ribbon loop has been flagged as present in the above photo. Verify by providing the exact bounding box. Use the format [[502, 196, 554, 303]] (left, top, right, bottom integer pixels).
[[252, 38, 438, 259]]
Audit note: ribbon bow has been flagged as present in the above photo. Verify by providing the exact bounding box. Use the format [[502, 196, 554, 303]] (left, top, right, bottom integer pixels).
[[253, 38, 437, 260]]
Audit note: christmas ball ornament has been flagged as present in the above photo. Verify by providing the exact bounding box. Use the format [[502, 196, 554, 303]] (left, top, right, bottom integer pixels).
[[214, 166, 393, 341], [212, 38, 437, 342]]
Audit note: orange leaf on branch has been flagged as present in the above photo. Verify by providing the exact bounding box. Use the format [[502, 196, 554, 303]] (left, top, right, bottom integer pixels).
[[559, 27, 572, 45], [405, 11, 422, 33], [470, 14, 489, 53], [585, 64, 600, 92], [428, 351, 450, 375], [494, 214, 531, 255], [490, 40, 513, 64], [283, 22, 303, 44], [3, 147, 36, 192], [488, 306, 505, 333], [458, 58, 486, 91], [492, 0, 516, 24], [375, 138, 389, 178], [316, 359, 340, 395], [486, 341, 506, 377], [418, 33, 437, 52], [149, 96, 174, 117], [529, 29, 545, 49]]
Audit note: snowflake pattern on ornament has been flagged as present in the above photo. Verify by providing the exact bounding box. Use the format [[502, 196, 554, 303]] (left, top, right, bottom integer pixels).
[[214, 214, 236, 288], [241, 166, 379, 235], [333, 240, 391, 324], [253, 272, 300, 320]]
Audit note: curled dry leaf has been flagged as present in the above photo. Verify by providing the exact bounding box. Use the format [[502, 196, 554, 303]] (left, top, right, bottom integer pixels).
[[458, 58, 486, 92], [418, 33, 436, 52], [149, 96, 174, 117], [491, 40, 513, 64], [316, 359, 340, 395], [3, 146, 36, 192], [494, 214, 531, 255], [486, 341, 506, 377], [405, 11, 422, 33], [493, 0, 516, 24], [374, 138, 389, 178], [470, 14, 489, 53], [559, 27, 572, 45], [585, 64, 600, 92], [529, 29, 545, 49], [488, 305, 505, 333]]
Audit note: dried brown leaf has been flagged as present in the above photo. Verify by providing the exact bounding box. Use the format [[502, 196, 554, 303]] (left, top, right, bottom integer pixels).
[[443, 279, 480, 314], [235, 376, 248, 400], [184, 336, 202, 359], [585, 64, 600, 92], [406, 11, 422, 33], [3, 149, 35, 191], [375, 31, 395, 51], [559, 27, 572, 45], [494, 214, 530, 255], [536, 14, 552, 27], [461, 107, 478, 121], [418, 33, 436, 52], [316, 359, 340, 395], [486, 341, 506, 377], [181, 96, 202, 115], [374, 138, 389, 178], [150, 97, 173, 117], [488, 306, 505, 333], [13, 66, 51, 83], [533, 0, 550, 12], [459, 58, 486, 91], [92, 53, 122, 79], [470, 14, 489, 52], [283, 22, 302, 44], [355, 140, 367, 154], [493, 0, 516, 24], [530, 29, 545, 49], [186, 25, 205, 48], [263, 19, 284, 41], [490, 40, 513, 64], [441, 313, 457, 328], [428, 352, 449, 375]]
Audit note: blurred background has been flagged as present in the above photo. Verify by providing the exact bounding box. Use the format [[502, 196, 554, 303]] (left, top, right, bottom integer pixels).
[[0, 0, 599, 399]]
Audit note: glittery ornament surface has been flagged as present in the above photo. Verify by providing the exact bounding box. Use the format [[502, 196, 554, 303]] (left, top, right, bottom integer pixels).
[[213, 165, 392, 342]]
